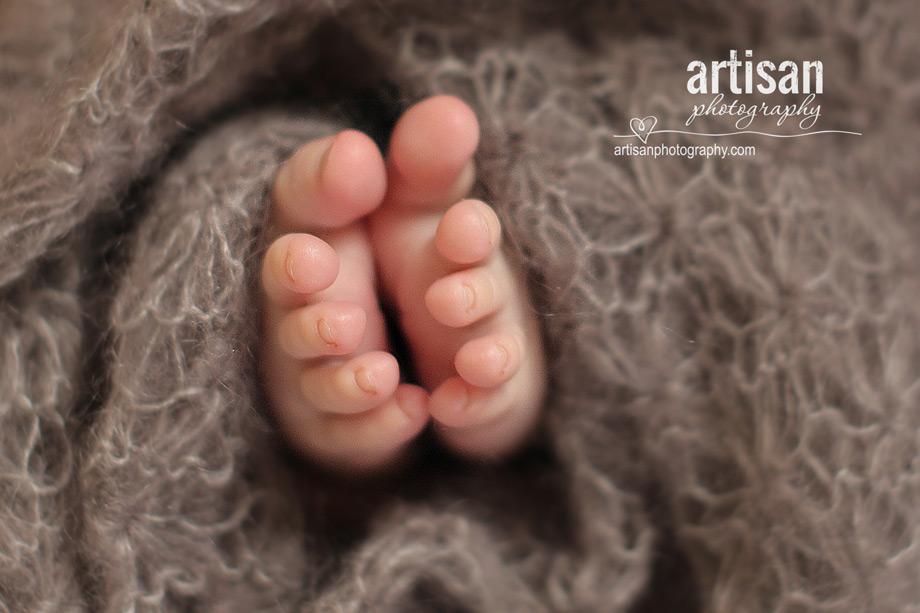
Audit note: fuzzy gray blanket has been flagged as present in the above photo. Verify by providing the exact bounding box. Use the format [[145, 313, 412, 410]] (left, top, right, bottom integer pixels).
[[2, 1, 920, 611]]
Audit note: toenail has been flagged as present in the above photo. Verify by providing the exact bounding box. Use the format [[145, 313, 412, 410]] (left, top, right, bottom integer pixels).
[[477, 209, 494, 245], [355, 367, 377, 394], [284, 247, 297, 284], [317, 318, 337, 347], [462, 283, 476, 312], [493, 343, 509, 374]]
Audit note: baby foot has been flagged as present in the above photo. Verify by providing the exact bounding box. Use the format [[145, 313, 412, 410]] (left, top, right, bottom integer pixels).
[[260, 130, 429, 473], [370, 96, 547, 459]]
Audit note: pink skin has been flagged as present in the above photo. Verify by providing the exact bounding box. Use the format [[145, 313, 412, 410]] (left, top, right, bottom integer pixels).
[[260, 96, 547, 473]]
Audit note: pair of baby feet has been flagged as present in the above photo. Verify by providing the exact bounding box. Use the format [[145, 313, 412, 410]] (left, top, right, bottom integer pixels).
[[260, 96, 546, 474]]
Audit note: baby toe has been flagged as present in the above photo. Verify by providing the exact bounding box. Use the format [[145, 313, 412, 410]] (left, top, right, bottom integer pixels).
[[429, 376, 498, 429], [273, 130, 386, 232], [454, 332, 522, 388], [310, 384, 430, 472], [424, 267, 506, 328], [262, 233, 339, 307], [434, 199, 502, 265], [300, 351, 400, 414], [384, 95, 480, 210], [277, 301, 366, 360], [429, 377, 538, 460]]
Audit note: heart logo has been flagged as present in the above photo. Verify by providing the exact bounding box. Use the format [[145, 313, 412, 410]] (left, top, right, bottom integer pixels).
[[629, 116, 658, 143]]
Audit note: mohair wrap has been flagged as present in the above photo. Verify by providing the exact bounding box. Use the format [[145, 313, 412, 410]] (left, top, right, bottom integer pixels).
[[1, 1, 919, 611]]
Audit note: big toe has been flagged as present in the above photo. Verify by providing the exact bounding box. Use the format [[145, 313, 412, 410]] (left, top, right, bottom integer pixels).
[[273, 129, 387, 232], [385, 95, 480, 210]]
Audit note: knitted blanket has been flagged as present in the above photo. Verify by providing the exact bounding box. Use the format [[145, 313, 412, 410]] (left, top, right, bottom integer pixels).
[[2, 1, 919, 611]]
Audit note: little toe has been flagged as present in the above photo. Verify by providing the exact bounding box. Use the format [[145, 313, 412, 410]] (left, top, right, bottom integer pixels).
[[424, 267, 506, 328], [454, 332, 522, 388], [429, 377, 538, 460], [277, 301, 366, 360], [428, 376, 513, 431], [435, 199, 502, 265], [385, 95, 480, 209], [273, 130, 387, 232], [300, 351, 400, 414], [296, 384, 430, 473], [262, 233, 339, 307]]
